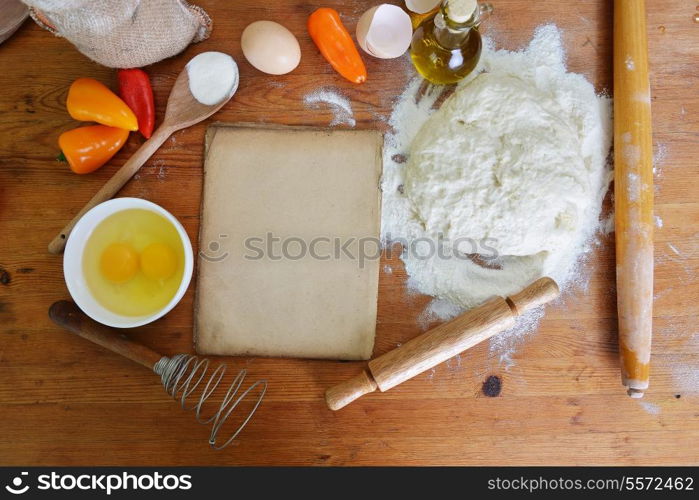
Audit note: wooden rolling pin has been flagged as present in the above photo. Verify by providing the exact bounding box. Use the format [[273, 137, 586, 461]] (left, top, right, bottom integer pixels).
[[614, 0, 654, 398], [326, 277, 559, 410]]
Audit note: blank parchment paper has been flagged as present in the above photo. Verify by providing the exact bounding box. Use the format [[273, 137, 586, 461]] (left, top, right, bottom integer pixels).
[[195, 124, 383, 360]]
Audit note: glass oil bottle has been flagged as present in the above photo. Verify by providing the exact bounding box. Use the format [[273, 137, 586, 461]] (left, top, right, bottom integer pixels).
[[410, 0, 493, 85]]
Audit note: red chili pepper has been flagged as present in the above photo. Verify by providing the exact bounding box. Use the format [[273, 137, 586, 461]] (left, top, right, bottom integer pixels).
[[117, 68, 155, 139]]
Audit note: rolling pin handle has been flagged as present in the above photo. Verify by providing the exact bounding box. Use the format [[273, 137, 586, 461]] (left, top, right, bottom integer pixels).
[[506, 277, 560, 317], [627, 388, 645, 399], [324, 277, 560, 411], [325, 369, 378, 411]]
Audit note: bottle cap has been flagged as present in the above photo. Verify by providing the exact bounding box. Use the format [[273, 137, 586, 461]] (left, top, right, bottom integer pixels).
[[446, 0, 477, 23]]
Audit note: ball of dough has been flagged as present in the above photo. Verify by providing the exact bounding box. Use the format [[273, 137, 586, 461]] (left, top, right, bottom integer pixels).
[[405, 73, 592, 257]]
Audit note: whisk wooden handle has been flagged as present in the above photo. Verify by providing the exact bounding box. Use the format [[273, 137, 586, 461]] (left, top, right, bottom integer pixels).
[[48, 301, 163, 369], [326, 278, 559, 410]]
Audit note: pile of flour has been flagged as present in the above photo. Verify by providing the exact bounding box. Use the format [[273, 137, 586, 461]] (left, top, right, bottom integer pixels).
[[382, 25, 612, 313]]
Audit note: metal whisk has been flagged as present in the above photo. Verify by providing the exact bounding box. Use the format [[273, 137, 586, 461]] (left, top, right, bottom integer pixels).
[[49, 301, 267, 450], [153, 354, 266, 449]]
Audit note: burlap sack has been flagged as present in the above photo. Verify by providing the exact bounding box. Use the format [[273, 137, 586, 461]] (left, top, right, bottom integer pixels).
[[23, 0, 212, 68]]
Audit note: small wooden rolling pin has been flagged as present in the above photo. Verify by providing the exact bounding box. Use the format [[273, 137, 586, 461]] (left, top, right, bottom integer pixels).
[[326, 277, 559, 410], [614, 0, 654, 398]]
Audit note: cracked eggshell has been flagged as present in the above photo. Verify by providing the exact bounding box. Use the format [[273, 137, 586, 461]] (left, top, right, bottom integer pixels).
[[405, 0, 441, 14], [356, 4, 413, 59]]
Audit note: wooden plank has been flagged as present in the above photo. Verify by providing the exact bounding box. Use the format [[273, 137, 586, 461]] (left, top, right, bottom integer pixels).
[[0, 0, 697, 465]]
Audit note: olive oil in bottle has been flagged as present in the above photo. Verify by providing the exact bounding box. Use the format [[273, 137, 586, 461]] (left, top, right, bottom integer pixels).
[[410, 0, 493, 85]]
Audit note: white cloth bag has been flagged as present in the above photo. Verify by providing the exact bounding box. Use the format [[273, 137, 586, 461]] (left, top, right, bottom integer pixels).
[[23, 0, 212, 68]]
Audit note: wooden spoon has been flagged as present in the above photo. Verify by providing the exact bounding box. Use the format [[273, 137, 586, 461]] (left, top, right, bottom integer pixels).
[[48, 63, 239, 254]]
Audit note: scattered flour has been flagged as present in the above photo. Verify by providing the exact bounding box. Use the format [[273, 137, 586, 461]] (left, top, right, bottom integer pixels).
[[667, 243, 682, 257], [445, 353, 463, 371], [652, 142, 667, 191], [417, 298, 463, 331], [653, 143, 667, 168], [639, 401, 661, 415], [381, 25, 613, 364], [601, 213, 615, 235], [621, 133, 641, 168], [672, 354, 699, 395], [488, 307, 545, 370], [627, 173, 641, 202], [304, 87, 356, 127]]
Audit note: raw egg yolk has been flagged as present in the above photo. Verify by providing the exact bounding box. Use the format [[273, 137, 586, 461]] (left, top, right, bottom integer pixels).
[[140, 242, 177, 281], [100, 243, 139, 283]]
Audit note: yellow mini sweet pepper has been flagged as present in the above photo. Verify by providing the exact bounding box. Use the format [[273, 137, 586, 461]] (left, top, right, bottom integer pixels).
[[66, 78, 138, 131]]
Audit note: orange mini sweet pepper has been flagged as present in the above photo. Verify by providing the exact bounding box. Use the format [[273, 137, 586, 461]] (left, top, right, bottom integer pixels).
[[58, 125, 129, 174], [308, 8, 367, 84], [66, 78, 138, 131]]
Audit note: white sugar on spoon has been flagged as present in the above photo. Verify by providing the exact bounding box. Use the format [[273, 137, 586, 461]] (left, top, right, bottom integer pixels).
[[186, 51, 240, 105]]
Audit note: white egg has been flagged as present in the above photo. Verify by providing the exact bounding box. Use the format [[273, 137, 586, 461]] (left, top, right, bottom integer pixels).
[[356, 4, 413, 59], [241, 20, 301, 75], [405, 0, 441, 14]]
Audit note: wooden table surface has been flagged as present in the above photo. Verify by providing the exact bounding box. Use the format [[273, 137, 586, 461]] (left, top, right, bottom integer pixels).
[[1, 0, 697, 466]]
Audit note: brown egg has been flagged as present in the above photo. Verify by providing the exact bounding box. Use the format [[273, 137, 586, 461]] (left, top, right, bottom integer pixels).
[[241, 20, 301, 75]]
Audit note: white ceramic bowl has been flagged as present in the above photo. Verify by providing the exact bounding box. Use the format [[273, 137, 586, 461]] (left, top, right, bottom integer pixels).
[[63, 198, 194, 328]]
